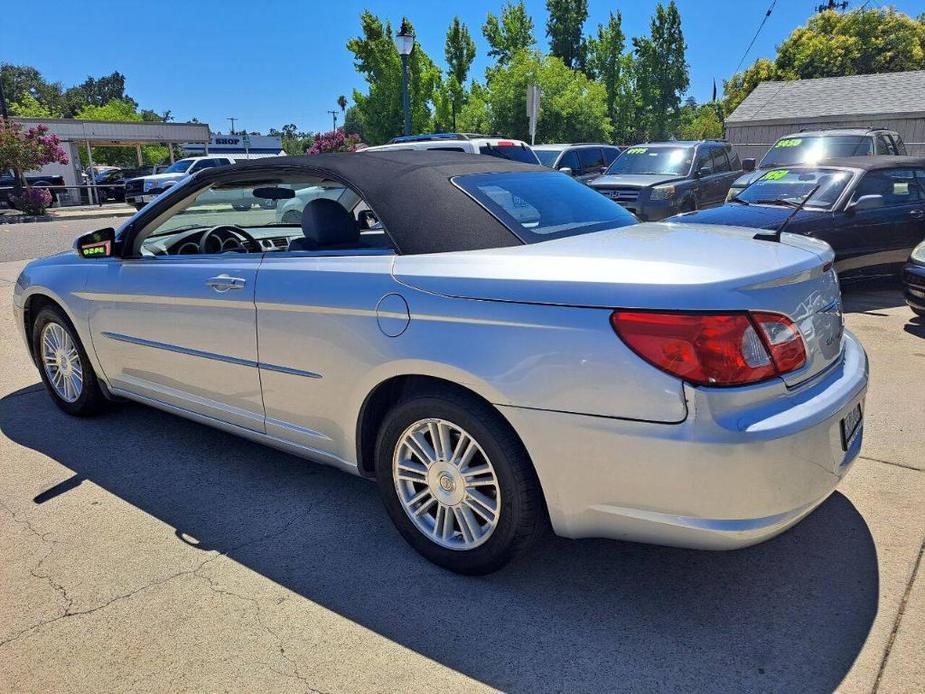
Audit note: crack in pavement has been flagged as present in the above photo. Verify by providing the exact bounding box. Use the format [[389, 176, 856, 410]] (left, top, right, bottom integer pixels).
[[872, 533, 925, 693], [859, 455, 924, 474], [0, 488, 336, 655]]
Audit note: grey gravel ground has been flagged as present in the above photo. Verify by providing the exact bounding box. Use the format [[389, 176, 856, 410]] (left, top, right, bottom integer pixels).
[[0, 221, 922, 692]]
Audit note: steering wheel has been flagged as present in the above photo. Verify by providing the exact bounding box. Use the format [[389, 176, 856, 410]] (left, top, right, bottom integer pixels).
[[198, 225, 258, 254]]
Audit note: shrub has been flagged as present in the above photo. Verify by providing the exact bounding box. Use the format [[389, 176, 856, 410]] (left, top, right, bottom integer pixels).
[[306, 128, 361, 154], [11, 186, 53, 215]]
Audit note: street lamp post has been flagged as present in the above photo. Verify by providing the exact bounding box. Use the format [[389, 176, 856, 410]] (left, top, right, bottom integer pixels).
[[394, 23, 415, 136]]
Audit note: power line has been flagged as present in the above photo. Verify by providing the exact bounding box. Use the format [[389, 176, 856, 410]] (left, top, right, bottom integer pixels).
[[733, 0, 777, 76]]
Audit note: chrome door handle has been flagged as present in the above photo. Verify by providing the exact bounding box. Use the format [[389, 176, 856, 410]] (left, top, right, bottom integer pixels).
[[206, 274, 246, 292], [909, 209, 924, 219]]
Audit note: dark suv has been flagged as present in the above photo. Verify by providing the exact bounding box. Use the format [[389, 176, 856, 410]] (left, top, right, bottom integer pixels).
[[588, 141, 742, 220], [533, 143, 623, 183], [727, 127, 907, 200]]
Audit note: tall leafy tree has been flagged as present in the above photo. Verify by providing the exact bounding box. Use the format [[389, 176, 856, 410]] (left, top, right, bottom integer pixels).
[[64, 72, 135, 117], [460, 50, 611, 143], [444, 17, 477, 130], [546, 0, 588, 70], [347, 12, 441, 144], [482, 1, 535, 67], [632, 0, 688, 140], [725, 8, 925, 115], [587, 11, 634, 142], [1, 64, 65, 116]]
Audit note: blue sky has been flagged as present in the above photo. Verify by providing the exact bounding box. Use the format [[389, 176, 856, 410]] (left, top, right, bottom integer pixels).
[[3, 0, 925, 134]]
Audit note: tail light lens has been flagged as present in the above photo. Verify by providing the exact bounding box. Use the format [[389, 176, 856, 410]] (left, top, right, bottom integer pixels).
[[610, 310, 806, 386]]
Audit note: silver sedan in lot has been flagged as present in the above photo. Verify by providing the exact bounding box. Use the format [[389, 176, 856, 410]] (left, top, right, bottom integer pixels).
[[13, 151, 868, 574]]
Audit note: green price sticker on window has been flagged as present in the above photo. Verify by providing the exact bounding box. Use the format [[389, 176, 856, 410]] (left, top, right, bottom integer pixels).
[[774, 138, 803, 148], [761, 169, 789, 181], [625, 147, 648, 155]]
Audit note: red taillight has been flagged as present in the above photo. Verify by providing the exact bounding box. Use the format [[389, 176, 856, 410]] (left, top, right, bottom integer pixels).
[[610, 310, 806, 386]]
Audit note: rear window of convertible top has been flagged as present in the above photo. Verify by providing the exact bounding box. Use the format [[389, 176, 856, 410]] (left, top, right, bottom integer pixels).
[[453, 171, 637, 243]]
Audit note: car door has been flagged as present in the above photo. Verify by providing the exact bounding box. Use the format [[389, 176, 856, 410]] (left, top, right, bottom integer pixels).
[[836, 167, 925, 277], [85, 180, 265, 431], [254, 189, 399, 464], [556, 149, 581, 177]]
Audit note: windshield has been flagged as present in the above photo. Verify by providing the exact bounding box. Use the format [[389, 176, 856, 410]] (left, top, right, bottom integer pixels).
[[164, 159, 195, 174], [605, 146, 694, 176], [478, 144, 541, 165], [534, 149, 562, 167], [735, 168, 852, 209], [760, 136, 872, 168], [454, 170, 636, 242]]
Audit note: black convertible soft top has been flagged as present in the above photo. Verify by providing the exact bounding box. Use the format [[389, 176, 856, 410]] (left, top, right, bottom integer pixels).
[[194, 150, 544, 255]]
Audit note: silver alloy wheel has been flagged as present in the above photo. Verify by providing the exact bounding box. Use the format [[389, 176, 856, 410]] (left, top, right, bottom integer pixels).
[[393, 418, 501, 550], [40, 322, 83, 403]]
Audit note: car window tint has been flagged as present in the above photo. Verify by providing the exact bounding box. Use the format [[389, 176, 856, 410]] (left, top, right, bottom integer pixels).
[[727, 148, 742, 170], [558, 149, 580, 172], [894, 134, 908, 155], [876, 135, 897, 155], [695, 148, 713, 175], [853, 169, 925, 206], [578, 147, 605, 171], [429, 146, 466, 152], [711, 147, 731, 173], [602, 147, 620, 165]]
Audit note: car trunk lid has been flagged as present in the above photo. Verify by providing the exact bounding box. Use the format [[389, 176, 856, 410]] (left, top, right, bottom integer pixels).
[[393, 222, 844, 387]]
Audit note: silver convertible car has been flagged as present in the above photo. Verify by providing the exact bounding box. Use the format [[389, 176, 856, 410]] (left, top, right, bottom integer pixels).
[[14, 151, 868, 574]]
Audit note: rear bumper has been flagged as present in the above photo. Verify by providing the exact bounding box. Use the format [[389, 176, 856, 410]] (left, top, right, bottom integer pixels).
[[902, 262, 925, 312], [500, 330, 869, 550]]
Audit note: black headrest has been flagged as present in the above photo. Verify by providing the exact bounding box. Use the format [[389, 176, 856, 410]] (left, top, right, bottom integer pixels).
[[300, 198, 360, 248]]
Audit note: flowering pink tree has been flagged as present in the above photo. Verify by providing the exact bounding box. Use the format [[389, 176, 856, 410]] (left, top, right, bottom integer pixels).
[[0, 119, 69, 214], [306, 128, 361, 154], [0, 119, 69, 182]]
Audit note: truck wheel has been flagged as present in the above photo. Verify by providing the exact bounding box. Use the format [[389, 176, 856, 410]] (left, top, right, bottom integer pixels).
[[375, 387, 546, 574]]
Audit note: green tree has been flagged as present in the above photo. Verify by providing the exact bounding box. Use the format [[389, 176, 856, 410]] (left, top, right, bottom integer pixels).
[[347, 12, 442, 144], [76, 99, 170, 166], [464, 50, 611, 143], [587, 11, 635, 142], [725, 8, 925, 115], [546, 0, 588, 70], [0, 64, 65, 116], [444, 17, 477, 130], [343, 105, 367, 142], [482, 1, 535, 67], [64, 72, 135, 117], [337, 95, 348, 113], [9, 93, 58, 118], [632, 0, 688, 140], [676, 99, 724, 140]]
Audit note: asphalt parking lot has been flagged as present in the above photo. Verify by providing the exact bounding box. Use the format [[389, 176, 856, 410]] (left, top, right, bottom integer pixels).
[[0, 220, 923, 693]]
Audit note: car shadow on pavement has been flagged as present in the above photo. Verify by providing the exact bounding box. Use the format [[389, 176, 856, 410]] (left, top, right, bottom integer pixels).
[[840, 279, 906, 314], [0, 387, 878, 693]]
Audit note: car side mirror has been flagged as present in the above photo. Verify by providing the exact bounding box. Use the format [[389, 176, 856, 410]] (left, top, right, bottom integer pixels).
[[847, 194, 885, 213], [75, 227, 116, 259], [696, 167, 712, 178], [742, 158, 756, 172], [558, 166, 573, 176]]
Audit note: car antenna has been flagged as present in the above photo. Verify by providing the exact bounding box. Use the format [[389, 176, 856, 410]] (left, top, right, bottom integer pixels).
[[752, 181, 822, 243]]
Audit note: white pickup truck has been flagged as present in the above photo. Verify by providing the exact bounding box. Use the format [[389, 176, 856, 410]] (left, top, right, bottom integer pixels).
[[124, 156, 237, 210]]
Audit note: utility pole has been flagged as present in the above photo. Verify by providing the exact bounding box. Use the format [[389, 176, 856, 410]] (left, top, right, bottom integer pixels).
[[227, 117, 237, 135], [815, 0, 848, 13], [327, 110, 338, 133]]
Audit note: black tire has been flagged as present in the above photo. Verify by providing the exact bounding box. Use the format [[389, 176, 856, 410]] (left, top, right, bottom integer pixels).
[[31, 306, 109, 417], [134, 204, 145, 211], [912, 307, 925, 318], [375, 387, 546, 575]]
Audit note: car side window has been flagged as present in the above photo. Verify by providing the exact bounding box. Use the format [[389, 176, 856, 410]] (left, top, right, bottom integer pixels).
[[893, 134, 908, 155], [602, 147, 620, 165], [558, 150, 580, 172], [711, 147, 731, 173], [578, 147, 605, 172], [694, 148, 713, 176], [134, 176, 394, 257], [875, 135, 897, 155], [727, 148, 742, 171], [853, 169, 925, 207]]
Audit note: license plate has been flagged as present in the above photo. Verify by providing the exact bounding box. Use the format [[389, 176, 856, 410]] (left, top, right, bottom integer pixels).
[[840, 402, 863, 451]]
